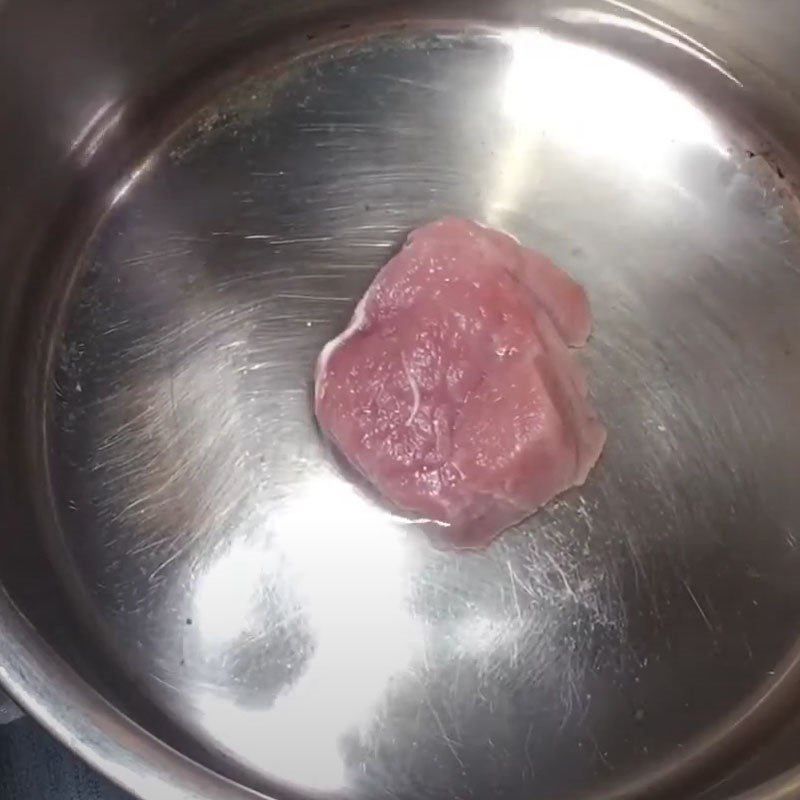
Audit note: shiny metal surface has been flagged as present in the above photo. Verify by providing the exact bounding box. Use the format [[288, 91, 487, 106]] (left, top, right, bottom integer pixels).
[[3, 2, 800, 800]]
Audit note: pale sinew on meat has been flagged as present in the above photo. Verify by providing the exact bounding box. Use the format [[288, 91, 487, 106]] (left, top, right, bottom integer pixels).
[[315, 218, 605, 546]]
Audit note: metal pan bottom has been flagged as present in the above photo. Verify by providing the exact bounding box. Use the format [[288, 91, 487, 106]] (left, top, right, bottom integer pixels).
[[42, 13, 800, 800]]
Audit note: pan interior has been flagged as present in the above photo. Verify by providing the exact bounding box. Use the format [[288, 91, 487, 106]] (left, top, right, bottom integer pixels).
[[46, 15, 800, 800]]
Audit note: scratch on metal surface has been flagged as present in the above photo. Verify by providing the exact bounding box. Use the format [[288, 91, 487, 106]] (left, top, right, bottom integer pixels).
[[507, 560, 537, 600], [148, 532, 204, 583], [623, 529, 647, 594], [543, 550, 578, 602], [149, 672, 180, 692], [523, 723, 536, 776], [127, 534, 174, 557], [506, 561, 523, 621], [683, 579, 714, 632], [121, 247, 192, 266], [375, 75, 442, 91], [424, 691, 465, 771], [274, 293, 352, 302], [588, 731, 611, 768]]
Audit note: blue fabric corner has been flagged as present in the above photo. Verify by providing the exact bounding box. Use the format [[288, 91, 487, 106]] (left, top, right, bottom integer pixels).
[[0, 717, 133, 800]]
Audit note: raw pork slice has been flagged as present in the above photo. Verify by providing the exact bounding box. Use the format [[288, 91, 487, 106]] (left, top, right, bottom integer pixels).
[[315, 218, 605, 546]]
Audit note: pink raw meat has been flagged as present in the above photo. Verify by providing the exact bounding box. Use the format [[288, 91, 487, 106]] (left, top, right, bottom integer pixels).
[[315, 218, 605, 547]]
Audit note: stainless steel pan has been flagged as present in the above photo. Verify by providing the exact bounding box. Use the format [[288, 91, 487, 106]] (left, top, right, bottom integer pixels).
[[3, 1, 800, 798]]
